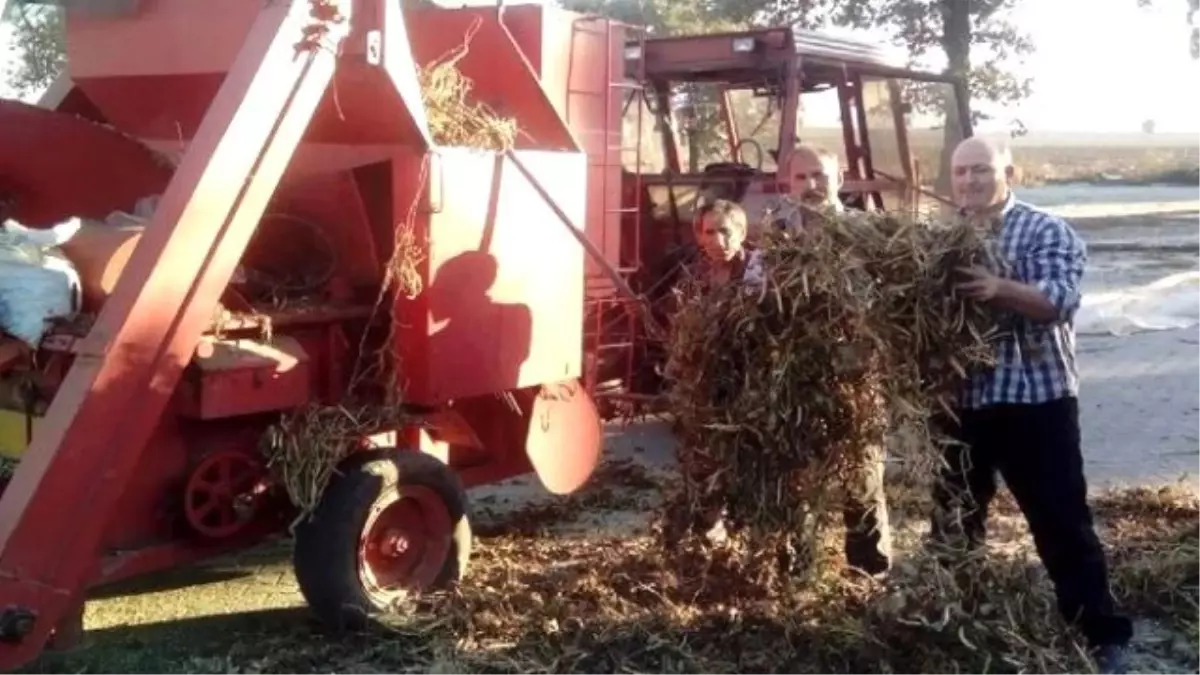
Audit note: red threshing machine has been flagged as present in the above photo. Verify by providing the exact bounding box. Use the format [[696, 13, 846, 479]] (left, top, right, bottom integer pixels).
[[0, 0, 973, 667], [0, 0, 633, 667]]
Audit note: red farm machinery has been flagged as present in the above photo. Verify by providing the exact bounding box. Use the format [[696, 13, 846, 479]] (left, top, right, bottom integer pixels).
[[0, 0, 972, 669]]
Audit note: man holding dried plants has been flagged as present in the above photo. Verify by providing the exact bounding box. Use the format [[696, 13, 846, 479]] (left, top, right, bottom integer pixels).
[[931, 136, 1133, 673], [773, 145, 894, 578]]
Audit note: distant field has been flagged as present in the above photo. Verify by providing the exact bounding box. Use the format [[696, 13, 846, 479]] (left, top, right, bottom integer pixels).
[[801, 127, 1200, 187], [630, 122, 1199, 187], [998, 144, 1198, 186]]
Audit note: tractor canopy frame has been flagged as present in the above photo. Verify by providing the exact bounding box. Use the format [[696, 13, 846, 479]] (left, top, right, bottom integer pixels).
[[621, 26, 974, 221], [589, 25, 977, 406]]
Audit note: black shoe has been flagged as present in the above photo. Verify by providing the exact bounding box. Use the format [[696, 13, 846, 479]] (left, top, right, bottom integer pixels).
[[1092, 644, 1128, 675]]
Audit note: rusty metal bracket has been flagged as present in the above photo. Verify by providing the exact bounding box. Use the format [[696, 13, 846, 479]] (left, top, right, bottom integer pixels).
[[504, 150, 666, 340]]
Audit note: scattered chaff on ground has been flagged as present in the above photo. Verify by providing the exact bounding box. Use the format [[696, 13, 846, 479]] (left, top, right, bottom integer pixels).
[[660, 210, 1006, 581], [1096, 484, 1200, 653], [356, 481, 1200, 674], [53, 470, 1195, 675]]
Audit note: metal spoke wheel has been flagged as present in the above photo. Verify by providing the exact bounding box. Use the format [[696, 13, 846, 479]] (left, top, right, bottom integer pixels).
[[292, 449, 471, 631], [183, 450, 268, 539]]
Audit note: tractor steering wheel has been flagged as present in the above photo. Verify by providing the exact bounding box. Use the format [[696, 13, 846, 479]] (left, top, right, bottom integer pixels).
[[734, 138, 765, 172]]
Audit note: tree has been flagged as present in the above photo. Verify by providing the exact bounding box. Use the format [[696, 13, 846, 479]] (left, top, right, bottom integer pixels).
[[760, 0, 1034, 131], [3, 2, 66, 98], [1137, 0, 1200, 58]]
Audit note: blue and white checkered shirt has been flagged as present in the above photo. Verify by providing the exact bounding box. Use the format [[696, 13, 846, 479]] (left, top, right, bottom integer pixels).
[[960, 191, 1088, 410]]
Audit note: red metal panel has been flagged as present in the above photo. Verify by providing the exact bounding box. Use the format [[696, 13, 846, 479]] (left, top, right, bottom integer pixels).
[[398, 149, 586, 405], [407, 7, 577, 151], [0, 1, 351, 668], [66, 0, 260, 78], [67, 0, 434, 151]]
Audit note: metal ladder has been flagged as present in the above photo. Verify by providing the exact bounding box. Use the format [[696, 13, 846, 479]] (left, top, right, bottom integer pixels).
[[568, 16, 650, 397]]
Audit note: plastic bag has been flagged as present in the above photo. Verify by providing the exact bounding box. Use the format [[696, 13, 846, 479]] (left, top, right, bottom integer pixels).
[[0, 218, 83, 348]]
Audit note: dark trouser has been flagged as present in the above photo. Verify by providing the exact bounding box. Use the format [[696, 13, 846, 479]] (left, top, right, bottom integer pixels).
[[843, 442, 891, 575], [675, 443, 891, 575], [930, 396, 1133, 648]]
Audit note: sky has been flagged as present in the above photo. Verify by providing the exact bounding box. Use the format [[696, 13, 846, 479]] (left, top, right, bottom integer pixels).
[[995, 0, 1199, 134], [1, 0, 1198, 135], [812, 0, 1200, 135]]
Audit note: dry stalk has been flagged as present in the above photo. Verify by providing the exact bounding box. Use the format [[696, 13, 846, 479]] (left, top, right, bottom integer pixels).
[[660, 209, 1008, 583], [419, 17, 520, 150]]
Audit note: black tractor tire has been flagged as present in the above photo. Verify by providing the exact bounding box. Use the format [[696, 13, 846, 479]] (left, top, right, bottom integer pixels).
[[292, 448, 472, 631]]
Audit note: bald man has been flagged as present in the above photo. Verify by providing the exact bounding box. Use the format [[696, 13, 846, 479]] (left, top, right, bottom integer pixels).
[[788, 145, 892, 577], [744, 145, 894, 577], [930, 136, 1131, 673], [757, 144, 847, 234]]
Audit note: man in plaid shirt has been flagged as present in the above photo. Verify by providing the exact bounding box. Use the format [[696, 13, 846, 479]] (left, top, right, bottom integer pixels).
[[930, 137, 1132, 673]]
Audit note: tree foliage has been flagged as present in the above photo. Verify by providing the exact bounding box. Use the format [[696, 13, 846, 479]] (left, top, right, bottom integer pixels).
[[561, 0, 1036, 130], [2, 2, 65, 98]]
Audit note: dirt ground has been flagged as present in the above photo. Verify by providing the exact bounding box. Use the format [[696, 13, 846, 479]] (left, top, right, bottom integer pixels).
[[20, 324, 1198, 674]]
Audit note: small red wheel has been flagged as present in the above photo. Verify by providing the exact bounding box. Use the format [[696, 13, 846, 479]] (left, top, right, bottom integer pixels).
[[358, 484, 453, 593], [292, 449, 472, 631], [184, 450, 268, 539]]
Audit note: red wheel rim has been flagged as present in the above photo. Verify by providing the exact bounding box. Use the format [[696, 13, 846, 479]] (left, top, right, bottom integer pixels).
[[184, 451, 267, 538], [357, 484, 453, 595]]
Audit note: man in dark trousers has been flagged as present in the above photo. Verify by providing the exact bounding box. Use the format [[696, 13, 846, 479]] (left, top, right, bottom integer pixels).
[[930, 136, 1133, 674]]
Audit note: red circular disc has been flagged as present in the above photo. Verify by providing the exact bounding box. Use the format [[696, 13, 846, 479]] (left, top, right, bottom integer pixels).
[[357, 484, 453, 594], [525, 378, 602, 495], [0, 100, 172, 227], [183, 451, 267, 539]]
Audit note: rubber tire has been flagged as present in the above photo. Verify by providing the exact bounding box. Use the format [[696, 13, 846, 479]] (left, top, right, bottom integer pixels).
[[292, 448, 472, 631]]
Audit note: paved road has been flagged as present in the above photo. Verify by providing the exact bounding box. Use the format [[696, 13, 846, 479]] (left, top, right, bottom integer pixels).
[[476, 325, 1200, 514], [1078, 325, 1199, 489]]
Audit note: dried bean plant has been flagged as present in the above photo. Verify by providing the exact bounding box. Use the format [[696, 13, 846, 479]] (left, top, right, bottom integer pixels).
[[660, 208, 1008, 582]]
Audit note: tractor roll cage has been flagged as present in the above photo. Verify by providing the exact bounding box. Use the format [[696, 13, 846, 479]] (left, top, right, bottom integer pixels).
[[621, 26, 974, 217]]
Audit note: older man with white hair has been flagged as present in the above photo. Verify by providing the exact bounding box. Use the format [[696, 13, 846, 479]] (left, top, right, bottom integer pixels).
[[929, 136, 1133, 674], [732, 145, 893, 577], [747, 143, 847, 236]]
